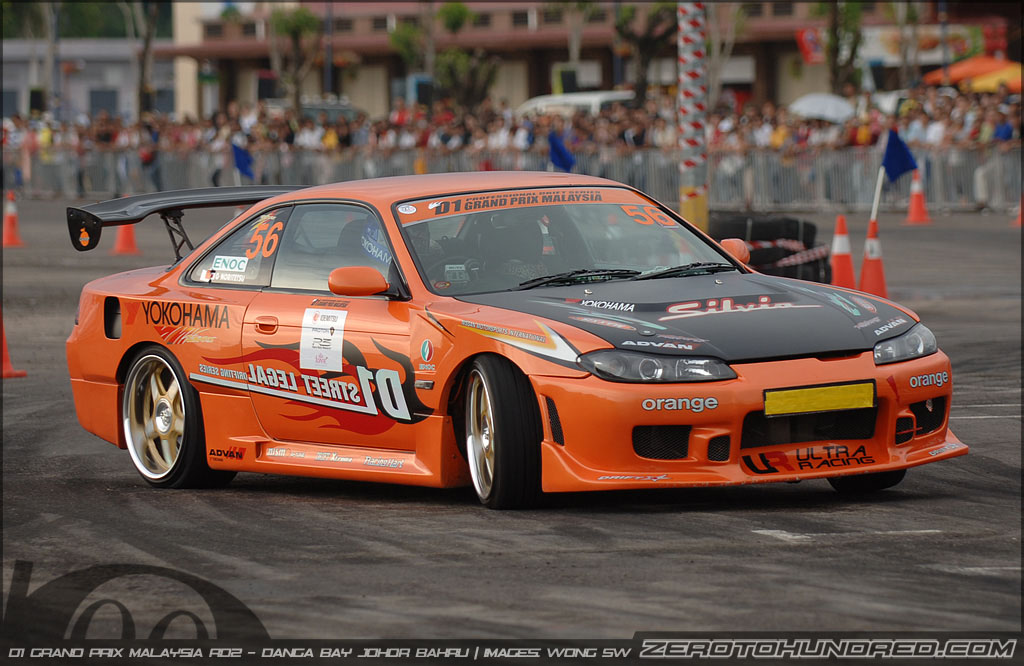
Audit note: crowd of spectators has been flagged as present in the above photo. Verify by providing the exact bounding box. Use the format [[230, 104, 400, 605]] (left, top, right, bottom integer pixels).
[[2, 79, 1020, 194]]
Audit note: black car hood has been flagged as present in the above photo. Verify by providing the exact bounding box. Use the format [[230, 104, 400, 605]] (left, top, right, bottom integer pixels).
[[456, 273, 916, 362]]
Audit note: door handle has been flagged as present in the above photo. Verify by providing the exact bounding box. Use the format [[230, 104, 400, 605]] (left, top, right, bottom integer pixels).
[[254, 315, 278, 334]]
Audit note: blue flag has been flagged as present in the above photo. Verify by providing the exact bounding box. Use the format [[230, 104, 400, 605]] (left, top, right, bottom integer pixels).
[[548, 131, 575, 173], [232, 143, 254, 180], [881, 129, 917, 182]]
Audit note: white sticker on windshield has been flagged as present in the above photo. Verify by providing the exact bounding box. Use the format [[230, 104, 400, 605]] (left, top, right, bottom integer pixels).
[[445, 264, 469, 282], [300, 308, 347, 371]]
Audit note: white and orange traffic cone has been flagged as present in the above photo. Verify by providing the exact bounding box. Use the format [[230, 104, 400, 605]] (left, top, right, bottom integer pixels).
[[3, 191, 25, 248], [110, 225, 141, 255], [859, 218, 888, 298], [904, 169, 931, 225], [1, 308, 27, 378], [830, 214, 856, 288]]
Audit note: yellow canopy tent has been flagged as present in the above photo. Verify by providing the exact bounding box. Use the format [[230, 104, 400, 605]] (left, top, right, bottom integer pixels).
[[923, 55, 1009, 85], [961, 62, 1022, 93]]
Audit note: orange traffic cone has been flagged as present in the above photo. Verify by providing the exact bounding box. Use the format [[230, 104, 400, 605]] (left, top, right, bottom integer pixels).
[[1013, 197, 1021, 228], [904, 169, 931, 225], [858, 219, 888, 298], [110, 225, 141, 255], [830, 214, 856, 288], [2, 309, 27, 378], [3, 191, 25, 247]]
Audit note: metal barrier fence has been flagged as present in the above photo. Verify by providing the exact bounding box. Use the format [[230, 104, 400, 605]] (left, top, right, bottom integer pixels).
[[3, 145, 1020, 213]]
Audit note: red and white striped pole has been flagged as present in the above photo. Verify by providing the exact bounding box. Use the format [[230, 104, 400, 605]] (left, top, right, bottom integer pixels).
[[677, 2, 708, 231]]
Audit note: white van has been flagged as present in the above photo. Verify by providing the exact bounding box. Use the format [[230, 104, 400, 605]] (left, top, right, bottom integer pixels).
[[514, 90, 635, 118]]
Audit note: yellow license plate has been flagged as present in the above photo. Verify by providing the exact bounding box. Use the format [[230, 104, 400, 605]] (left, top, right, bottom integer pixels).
[[764, 381, 875, 417]]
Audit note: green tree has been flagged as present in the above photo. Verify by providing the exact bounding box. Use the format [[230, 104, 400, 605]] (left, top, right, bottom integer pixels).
[[432, 2, 496, 109], [3, 1, 48, 39], [554, 1, 599, 69], [705, 3, 747, 111], [884, 2, 922, 88], [4, 2, 170, 39], [220, 5, 243, 23], [389, 21, 426, 72], [387, 2, 494, 109], [120, 2, 160, 115], [437, 1, 472, 34], [435, 48, 499, 110], [269, 6, 323, 116], [812, 1, 864, 94], [614, 2, 676, 106]]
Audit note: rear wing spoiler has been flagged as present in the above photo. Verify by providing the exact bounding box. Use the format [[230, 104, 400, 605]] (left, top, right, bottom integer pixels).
[[67, 186, 302, 259]]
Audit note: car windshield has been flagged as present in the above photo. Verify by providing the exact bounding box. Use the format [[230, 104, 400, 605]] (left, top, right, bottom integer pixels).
[[395, 186, 734, 296]]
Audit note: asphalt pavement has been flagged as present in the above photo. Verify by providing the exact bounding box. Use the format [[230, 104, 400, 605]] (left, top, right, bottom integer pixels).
[[2, 196, 1020, 641]]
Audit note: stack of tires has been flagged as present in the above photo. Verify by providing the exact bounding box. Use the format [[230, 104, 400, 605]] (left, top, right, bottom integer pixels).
[[708, 212, 832, 284]]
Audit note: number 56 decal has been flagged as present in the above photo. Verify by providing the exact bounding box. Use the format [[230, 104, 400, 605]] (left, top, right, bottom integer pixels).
[[620, 205, 676, 227], [246, 218, 284, 259]]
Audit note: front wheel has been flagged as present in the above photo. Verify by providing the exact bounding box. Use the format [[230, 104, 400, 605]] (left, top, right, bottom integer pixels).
[[464, 356, 542, 509], [122, 346, 235, 488], [828, 469, 906, 494]]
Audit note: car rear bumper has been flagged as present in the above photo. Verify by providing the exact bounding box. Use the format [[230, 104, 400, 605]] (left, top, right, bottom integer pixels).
[[531, 351, 967, 492]]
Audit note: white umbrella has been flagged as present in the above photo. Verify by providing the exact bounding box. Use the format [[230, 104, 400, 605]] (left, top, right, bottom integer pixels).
[[788, 93, 855, 124]]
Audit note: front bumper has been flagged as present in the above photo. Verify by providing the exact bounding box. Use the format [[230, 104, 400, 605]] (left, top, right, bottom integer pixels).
[[533, 351, 966, 492]]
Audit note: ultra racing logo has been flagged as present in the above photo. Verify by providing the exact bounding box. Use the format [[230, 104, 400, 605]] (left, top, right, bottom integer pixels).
[[742, 445, 875, 474], [459, 319, 580, 369]]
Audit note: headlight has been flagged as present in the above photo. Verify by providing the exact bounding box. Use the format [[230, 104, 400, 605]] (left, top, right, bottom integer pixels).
[[873, 323, 937, 365], [578, 350, 736, 382]]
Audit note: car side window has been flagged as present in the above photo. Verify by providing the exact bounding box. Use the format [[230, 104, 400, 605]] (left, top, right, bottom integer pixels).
[[187, 207, 293, 287], [270, 203, 394, 292]]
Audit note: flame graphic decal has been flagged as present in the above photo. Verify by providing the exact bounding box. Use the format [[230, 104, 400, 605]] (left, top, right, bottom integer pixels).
[[205, 341, 432, 435]]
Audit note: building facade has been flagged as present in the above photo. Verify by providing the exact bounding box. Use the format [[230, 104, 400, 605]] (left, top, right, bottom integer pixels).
[[158, 1, 1014, 121], [2, 39, 175, 121]]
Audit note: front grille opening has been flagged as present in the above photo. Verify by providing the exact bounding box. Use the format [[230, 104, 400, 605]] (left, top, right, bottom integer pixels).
[[895, 416, 915, 445], [741, 407, 877, 449], [633, 425, 691, 460], [909, 397, 946, 435], [708, 436, 731, 462], [545, 396, 564, 445]]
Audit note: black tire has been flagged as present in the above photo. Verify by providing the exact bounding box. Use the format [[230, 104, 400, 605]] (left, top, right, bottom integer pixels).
[[828, 469, 906, 494], [122, 345, 236, 489], [463, 355, 543, 509], [708, 214, 817, 247]]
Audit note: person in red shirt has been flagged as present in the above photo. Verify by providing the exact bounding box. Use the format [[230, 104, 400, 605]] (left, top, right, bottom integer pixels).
[[389, 97, 410, 127]]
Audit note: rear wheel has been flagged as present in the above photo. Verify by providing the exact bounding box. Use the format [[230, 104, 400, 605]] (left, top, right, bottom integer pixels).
[[122, 346, 235, 488], [828, 469, 906, 494], [464, 356, 542, 509]]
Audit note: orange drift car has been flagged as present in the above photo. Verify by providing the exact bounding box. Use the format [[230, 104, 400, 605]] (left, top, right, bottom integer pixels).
[[66, 173, 966, 508]]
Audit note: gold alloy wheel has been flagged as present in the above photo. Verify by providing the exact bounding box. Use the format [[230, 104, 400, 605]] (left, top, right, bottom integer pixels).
[[123, 354, 185, 480], [466, 368, 496, 500]]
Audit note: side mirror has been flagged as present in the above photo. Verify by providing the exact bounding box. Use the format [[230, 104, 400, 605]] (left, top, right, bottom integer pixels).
[[328, 266, 389, 296], [720, 238, 750, 264]]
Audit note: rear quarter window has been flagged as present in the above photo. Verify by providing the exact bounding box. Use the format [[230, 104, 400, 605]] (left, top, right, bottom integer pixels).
[[187, 207, 293, 287]]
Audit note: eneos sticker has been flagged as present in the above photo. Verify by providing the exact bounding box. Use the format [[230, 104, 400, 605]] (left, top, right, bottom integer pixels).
[[211, 255, 249, 273]]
